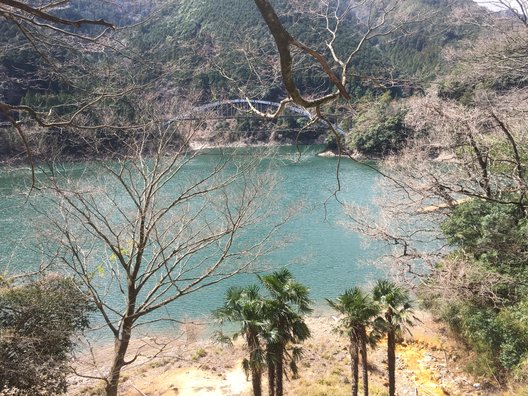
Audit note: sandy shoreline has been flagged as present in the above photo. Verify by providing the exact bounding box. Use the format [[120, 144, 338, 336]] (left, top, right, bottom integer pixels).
[[69, 311, 497, 396]]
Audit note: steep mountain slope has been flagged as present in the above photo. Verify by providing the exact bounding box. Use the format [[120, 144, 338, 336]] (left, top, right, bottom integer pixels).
[[0, 0, 484, 157], [2, 0, 481, 110], [129, 0, 481, 102]]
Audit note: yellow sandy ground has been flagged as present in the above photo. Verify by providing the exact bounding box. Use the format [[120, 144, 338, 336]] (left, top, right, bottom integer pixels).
[[71, 312, 500, 395], [122, 367, 250, 396]]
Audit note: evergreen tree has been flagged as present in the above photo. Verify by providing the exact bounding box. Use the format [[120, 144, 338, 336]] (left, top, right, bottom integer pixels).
[[259, 269, 312, 396], [372, 280, 415, 396], [214, 285, 267, 396], [328, 287, 380, 396]]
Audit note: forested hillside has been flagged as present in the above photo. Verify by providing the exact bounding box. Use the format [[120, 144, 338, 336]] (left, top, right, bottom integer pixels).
[[0, 0, 153, 115], [129, 0, 478, 100], [350, 5, 528, 381], [2, 1, 528, 394], [418, 20, 528, 380], [0, 0, 481, 158], [3, 0, 478, 116]]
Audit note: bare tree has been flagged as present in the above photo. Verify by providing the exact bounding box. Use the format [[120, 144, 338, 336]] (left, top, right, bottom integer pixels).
[[250, 0, 431, 118], [0, 0, 164, 185], [33, 111, 286, 395], [344, 83, 528, 280], [0, 0, 113, 156], [477, 0, 528, 26], [343, 11, 528, 281]]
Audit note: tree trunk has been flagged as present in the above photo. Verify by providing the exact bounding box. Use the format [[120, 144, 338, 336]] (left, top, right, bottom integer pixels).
[[248, 333, 263, 396], [349, 332, 359, 396], [387, 330, 396, 396], [267, 361, 275, 396], [251, 366, 263, 396], [360, 327, 369, 396], [105, 317, 134, 396], [267, 345, 276, 396], [276, 346, 284, 396]]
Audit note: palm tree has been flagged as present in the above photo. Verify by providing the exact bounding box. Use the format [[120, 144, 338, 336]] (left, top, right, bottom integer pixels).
[[372, 280, 416, 396], [214, 285, 266, 396], [327, 288, 380, 396], [259, 269, 312, 396]]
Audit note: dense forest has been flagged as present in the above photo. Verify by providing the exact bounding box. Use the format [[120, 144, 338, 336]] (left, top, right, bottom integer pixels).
[[1, 0, 528, 395], [1, 0, 479, 157]]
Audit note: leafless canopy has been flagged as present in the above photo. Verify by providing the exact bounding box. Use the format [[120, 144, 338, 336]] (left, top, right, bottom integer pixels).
[[0, 0, 161, 186], [251, 0, 429, 122], [0, 0, 116, 131], [33, 116, 285, 394], [344, 13, 528, 283]]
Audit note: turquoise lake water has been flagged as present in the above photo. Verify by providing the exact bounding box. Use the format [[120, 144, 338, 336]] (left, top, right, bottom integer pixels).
[[0, 146, 386, 333]]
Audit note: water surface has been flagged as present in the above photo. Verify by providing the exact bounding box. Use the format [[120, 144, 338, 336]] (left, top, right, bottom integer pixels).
[[0, 146, 386, 331]]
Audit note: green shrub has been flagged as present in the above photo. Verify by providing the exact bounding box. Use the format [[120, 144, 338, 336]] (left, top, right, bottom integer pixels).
[[0, 276, 94, 395], [350, 112, 410, 156], [192, 348, 208, 360], [347, 94, 411, 157]]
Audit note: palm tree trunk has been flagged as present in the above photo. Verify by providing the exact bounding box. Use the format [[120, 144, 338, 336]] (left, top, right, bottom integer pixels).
[[349, 332, 359, 396], [251, 366, 263, 396], [248, 333, 262, 396], [387, 330, 396, 396], [276, 346, 284, 396], [267, 347, 275, 396], [268, 362, 276, 396], [360, 327, 369, 396]]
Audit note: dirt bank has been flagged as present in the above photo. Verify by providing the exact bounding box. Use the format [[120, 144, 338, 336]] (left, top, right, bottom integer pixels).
[[70, 311, 499, 396]]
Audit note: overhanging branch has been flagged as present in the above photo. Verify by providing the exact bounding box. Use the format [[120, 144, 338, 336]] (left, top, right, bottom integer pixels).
[[1, 0, 114, 29], [253, 0, 350, 109]]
